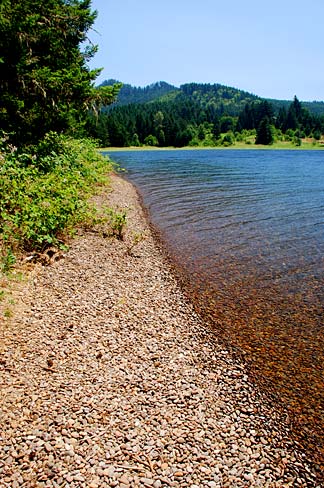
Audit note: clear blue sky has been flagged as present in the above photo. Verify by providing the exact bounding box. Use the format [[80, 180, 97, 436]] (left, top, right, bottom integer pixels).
[[88, 0, 324, 101]]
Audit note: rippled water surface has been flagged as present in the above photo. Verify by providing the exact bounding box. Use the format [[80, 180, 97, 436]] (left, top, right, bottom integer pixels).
[[106, 149, 324, 464]]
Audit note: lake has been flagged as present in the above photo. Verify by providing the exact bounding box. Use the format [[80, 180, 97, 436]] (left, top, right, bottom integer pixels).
[[105, 149, 324, 466]]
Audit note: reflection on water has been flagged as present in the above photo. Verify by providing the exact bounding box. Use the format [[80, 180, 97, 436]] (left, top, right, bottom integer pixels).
[[106, 149, 324, 466]]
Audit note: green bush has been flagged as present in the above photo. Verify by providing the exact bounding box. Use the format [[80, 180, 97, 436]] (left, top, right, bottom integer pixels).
[[221, 132, 235, 146], [0, 133, 113, 269], [107, 209, 127, 240], [144, 134, 159, 146]]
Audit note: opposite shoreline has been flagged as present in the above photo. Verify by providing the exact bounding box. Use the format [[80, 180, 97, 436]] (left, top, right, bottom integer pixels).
[[101, 144, 324, 152], [0, 174, 321, 487]]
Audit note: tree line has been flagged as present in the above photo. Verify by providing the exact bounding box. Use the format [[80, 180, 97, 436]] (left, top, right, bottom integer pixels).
[[87, 93, 324, 147]]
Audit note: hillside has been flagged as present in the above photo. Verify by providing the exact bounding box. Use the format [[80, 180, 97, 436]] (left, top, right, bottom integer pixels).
[[101, 79, 324, 116], [267, 98, 324, 117], [87, 80, 324, 148], [100, 79, 177, 106]]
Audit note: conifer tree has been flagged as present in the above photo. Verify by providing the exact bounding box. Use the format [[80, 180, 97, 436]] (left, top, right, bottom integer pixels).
[[0, 0, 120, 145], [255, 116, 274, 145]]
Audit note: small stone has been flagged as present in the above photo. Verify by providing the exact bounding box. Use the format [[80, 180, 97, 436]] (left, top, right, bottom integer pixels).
[[173, 471, 184, 477], [244, 473, 254, 482], [140, 478, 154, 486], [44, 442, 53, 452], [73, 474, 85, 482], [103, 466, 115, 477], [119, 475, 130, 485]]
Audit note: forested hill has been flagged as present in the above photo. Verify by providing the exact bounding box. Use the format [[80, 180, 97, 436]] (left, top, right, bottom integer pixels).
[[100, 80, 177, 106], [100, 80, 324, 116], [177, 83, 261, 116], [101, 80, 261, 116], [88, 80, 324, 148]]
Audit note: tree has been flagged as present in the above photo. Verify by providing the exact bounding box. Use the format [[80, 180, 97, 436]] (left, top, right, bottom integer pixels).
[[131, 133, 141, 146], [0, 0, 120, 145], [220, 116, 235, 133], [153, 111, 165, 145], [255, 116, 274, 145], [144, 134, 158, 146], [276, 106, 287, 130]]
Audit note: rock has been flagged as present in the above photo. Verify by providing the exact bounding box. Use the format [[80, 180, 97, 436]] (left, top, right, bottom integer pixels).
[[173, 471, 184, 477], [140, 478, 154, 486], [243, 473, 254, 482], [0, 174, 319, 488], [103, 467, 115, 477]]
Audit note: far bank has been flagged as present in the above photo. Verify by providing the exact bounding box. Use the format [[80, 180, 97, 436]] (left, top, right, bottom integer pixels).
[[102, 140, 324, 152]]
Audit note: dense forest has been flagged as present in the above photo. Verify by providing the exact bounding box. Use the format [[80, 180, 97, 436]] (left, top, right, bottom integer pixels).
[[87, 82, 324, 147], [101, 80, 176, 106]]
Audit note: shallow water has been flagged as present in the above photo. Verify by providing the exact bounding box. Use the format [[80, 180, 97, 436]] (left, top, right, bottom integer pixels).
[[106, 149, 324, 465]]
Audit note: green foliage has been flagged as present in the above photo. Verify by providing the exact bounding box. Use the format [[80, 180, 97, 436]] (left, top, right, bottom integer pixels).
[[313, 130, 321, 140], [144, 134, 159, 146], [131, 133, 141, 147], [101, 80, 177, 106], [4, 308, 13, 318], [221, 132, 235, 146], [0, 133, 113, 270], [1, 249, 16, 274], [89, 81, 324, 148], [294, 137, 302, 146], [106, 209, 127, 240], [0, 1, 120, 145], [180, 83, 260, 116], [255, 116, 275, 145], [102, 79, 324, 118]]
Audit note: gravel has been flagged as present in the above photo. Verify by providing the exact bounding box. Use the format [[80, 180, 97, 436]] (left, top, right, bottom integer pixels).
[[0, 174, 320, 487]]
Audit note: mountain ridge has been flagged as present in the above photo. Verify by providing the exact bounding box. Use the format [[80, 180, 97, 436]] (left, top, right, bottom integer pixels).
[[100, 79, 324, 116]]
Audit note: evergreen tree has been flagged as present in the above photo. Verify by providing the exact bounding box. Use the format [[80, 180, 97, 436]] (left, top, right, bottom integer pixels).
[[285, 105, 299, 131], [255, 116, 274, 145], [276, 106, 287, 130], [237, 103, 255, 130], [0, 0, 120, 145]]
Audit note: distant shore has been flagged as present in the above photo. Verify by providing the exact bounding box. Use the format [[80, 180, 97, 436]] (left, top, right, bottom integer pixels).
[[102, 141, 324, 152]]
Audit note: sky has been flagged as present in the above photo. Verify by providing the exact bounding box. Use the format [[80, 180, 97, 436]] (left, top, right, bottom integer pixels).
[[88, 0, 324, 101]]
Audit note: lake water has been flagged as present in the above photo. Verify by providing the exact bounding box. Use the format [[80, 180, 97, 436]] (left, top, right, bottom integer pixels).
[[105, 149, 324, 465]]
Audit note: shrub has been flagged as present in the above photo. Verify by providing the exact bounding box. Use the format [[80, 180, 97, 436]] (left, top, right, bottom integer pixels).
[[106, 209, 127, 240], [221, 132, 235, 146], [0, 133, 113, 270], [144, 134, 159, 146]]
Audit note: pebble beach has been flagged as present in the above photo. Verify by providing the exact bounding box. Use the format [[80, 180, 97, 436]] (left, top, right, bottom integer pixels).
[[0, 174, 321, 487]]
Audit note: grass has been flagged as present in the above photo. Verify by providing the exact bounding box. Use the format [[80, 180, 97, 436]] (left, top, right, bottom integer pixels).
[[101, 138, 324, 152]]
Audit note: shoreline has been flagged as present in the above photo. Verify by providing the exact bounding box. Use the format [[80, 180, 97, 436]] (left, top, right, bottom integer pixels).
[[126, 173, 324, 473], [101, 144, 324, 152], [0, 174, 320, 486]]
